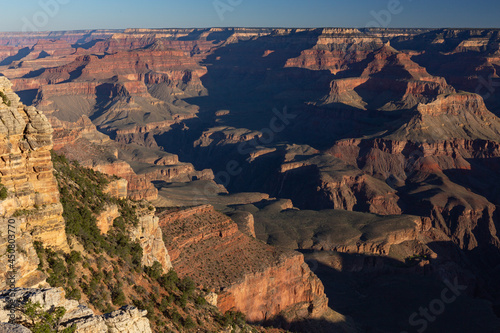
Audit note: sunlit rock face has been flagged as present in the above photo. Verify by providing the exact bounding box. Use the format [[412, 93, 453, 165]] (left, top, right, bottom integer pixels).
[[0, 288, 153, 333], [0, 76, 68, 289]]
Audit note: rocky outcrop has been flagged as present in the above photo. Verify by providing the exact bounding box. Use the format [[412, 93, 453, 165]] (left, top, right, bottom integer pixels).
[[217, 254, 328, 323], [324, 92, 500, 253], [0, 76, 68, 289], [91, 161, 159, 201], [102, 306, 152, 333], [255, 144, 402, 214], [239, 199, 421, 255], [160, 205, 331, 323], [0, 323, 31, 332], [0, 288, 152, 333], [227, 211, 256, 238], [49, 115, 110, 150], [157, 205, 213, 227], [0, 218, 45, 290], [92, 174, 172, 271], [387, 93, 500, 142], [50, 115, 213, 202], [95, 204, 121, 235], [130, 205, 172, 271], [136, 164, 214, 184], [104, 179, 128, 200], [52, 129, 160, 201]]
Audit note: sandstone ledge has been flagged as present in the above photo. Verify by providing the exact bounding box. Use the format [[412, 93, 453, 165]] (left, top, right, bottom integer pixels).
[[0, 288, 152, 333]]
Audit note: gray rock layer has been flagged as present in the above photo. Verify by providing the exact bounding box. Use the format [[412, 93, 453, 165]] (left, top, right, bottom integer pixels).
[[0, 288, 152, 333]]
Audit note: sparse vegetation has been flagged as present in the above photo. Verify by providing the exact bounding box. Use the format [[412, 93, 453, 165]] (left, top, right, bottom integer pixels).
[[37, 151, 259, 332], [0, 180, 7, 200], [0, 90, 11, 106], [16, 301, 76, 333], [13, 209, 37, 217], [145, 261, 164, 280], [52, 151, 142, 269], [405, 254, 430, 265]]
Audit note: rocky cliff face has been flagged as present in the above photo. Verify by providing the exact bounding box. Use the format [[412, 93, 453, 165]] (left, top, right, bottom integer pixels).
[[130, 205, 172, 271], [0, 76, 68, 289], [0, 288, 152, 333], [90, 161, 159, 201], [159, 205, 332, 324], [89, 171, 173, 271], [49, 113, 214, 202], [216, 254, 328, 323], [324, 92, 500, 253]]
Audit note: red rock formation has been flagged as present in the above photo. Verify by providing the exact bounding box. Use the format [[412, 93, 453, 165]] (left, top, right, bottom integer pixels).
[[158, 204, 213, 227], [325, 93, 500, 252], [90, 161, 159, 202], [286, 49, 368, 75], [160, 205, 331, 323], [0, 30, 118, 48], [49, 115, 108, 149], [217, 254, 328, 323], [104, 179, 128, 200], [24, 40, 76, 60]]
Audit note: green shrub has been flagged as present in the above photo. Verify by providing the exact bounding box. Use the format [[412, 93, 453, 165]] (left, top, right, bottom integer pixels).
[[118, 199, 139, 226], [195, 295, 207, 306], [104, 303, 114, 314], [66, 288, 81, 301], [218, 311, 246, 328], [175, 293, 188, 309], [178, 276, 196, 296], [158, 270, 179, 291], [18, 301, 76, 333], [145, 261, 163, 280], [159, 298, 170, 313], [183, 316, 196, 329], [133, 285, 147, 294], [111, 287, 127, 306], [168, 308, 181, 325], [0, 91, 11, 107], [132, 299, 145, 310], [65, 251, 82, 264], [0, 184, 7, 200]]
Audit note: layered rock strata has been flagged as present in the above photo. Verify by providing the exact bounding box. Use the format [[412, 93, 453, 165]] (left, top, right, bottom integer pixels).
[[0, 76, 68, 289], [159, 205, 330, 323]]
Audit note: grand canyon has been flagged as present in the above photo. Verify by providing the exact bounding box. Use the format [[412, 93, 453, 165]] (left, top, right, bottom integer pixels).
[[0, 27, 499, 332]]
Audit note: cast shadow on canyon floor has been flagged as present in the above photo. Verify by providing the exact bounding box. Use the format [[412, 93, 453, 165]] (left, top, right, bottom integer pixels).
[[279, 241, 500, 333], [179, 30, 407, 150]]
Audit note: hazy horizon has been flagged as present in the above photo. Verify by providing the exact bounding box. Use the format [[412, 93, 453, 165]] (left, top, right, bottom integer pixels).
[[1, 0, 499, 33], [1, 26, 500, 34]]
